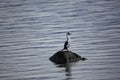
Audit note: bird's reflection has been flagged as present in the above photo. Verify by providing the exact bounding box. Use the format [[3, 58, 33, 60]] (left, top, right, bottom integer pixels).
[[52, 58, 87, 80], [56, 62, 74, 80]]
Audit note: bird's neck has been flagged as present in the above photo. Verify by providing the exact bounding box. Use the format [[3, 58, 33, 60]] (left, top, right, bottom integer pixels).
[[66, 35, 70, 42]]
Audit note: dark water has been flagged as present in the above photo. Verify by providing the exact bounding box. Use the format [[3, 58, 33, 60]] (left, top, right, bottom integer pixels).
[[0, 0, 120, 80]]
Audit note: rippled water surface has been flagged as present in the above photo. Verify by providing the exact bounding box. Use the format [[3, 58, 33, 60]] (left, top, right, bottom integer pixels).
[[0, 0, 120, 80]]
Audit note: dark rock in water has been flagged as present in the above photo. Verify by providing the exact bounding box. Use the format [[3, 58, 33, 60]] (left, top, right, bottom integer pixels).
[[49, 51, 86, 64]]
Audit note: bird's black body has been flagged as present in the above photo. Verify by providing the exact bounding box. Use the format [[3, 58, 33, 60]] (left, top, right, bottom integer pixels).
[[62, 32, 70, 51], [64, 41, 68, 50]]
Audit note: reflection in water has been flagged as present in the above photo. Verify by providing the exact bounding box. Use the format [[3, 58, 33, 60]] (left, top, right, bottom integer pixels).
[[55, 59, 86, 80], [65, 65, 72, 80], [65, 63, 71, 77], [57, 63, 72, 76], [56, 62, 72, 80]]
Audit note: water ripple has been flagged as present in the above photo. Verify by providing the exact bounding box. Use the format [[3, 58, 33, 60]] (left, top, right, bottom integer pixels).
[[0, 0, 120, 80]]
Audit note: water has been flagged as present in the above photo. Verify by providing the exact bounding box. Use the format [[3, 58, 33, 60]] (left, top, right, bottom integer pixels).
[[0, 0, 120, 80]]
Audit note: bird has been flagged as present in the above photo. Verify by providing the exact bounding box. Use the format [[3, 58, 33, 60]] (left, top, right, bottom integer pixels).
[[62, 32, 71, 51]]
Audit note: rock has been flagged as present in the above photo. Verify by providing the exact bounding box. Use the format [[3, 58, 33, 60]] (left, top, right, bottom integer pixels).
[[49, 51, 86, 64]]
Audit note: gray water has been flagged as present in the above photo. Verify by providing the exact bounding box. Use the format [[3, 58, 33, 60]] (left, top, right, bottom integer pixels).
[[0, 0, 120, 80]]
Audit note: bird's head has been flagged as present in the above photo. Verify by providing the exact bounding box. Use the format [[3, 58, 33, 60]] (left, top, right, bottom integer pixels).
[[67, 32, 71, 35]]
